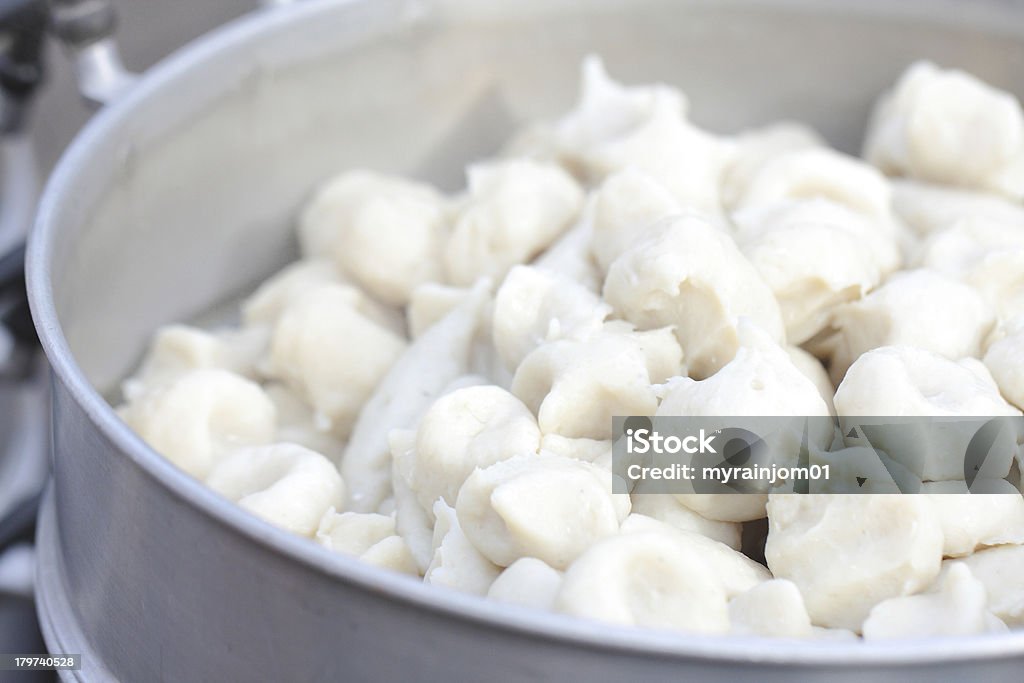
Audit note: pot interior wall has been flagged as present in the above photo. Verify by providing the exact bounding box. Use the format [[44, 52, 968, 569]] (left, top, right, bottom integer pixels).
[[45, 0, 1024, 395]]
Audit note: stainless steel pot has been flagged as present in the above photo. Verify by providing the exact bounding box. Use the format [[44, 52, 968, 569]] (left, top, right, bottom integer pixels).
[[26, 0, 1024, 680]]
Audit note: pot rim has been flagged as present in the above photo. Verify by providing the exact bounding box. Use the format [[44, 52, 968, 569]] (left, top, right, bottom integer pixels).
[[25, 0, 1024, 667]]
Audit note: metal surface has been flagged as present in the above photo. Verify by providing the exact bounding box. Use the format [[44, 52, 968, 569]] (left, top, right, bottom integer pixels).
[[51, 0, 137, 106], [24, 0, 1024, 680], [62, 39, 136, 108], [28, 0, 252, 177]]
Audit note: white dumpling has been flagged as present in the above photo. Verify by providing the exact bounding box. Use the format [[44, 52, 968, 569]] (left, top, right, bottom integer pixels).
[[206, 443, 345, 537], [542, 58, 729, 213], [604, 213, 784, 379], [315, 509, 418, 575], [833, 346, 1021, 481], [618, 515, 770, 595], [316, 507, 397, 554], [734, 199, 899, 344], [655, 321, 831, 522], [728, 579, 813, 638], [121, 368, 276, 479], [985, 315, 1024, 410], [328, 183, 448, 307], [765, 495, 944, 631], [922, 480, 1024, 557], [864, 61, 1024, 198], [410, 385, 540, 511], [342, 283, 489, 512], [268, 284, 407, 437], [582, 96, 733, 217], [555, 530, 729, 633], [538, 434, 611, 466], [425, 501, 501, 596], [862, 563, 1006, 640], [891, 179, 1024, 239], [612, 322, 688, 384], [512, 326, 681, 440], [444, 159, 583, 286], [263, 382, 345, 461], [556, 515, 767, 633], [298, 170, 449, 306], [916, 218, 1024, 275], [122, 324, 269, 401], [735, 147, 893, 221], [553, 55, 689, 173], [720, 122, 824, 211], [835, 346, 1017, 416], [455, 454, 630, 569], [952, 545, 1024, 626], [491, 265, 610, 371], [242, 259, 346, 326], [590, 168, 682, 273], [828, 269, 996, 380], [129, 55, 1024, 639], [784, 345, 835, 416], [629, 479, 742, 550], [388, 428, 435, 573], [917, 219, 1024, 321], [486, 557, 563, 611], [532, 204, 603, 292]]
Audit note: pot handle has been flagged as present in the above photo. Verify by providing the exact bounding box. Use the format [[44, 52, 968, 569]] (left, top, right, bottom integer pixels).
[[0, 0, 305, 371], [0, 0, 128, 376], [50, 0, 136, 107], [53, 0, 302, 108]]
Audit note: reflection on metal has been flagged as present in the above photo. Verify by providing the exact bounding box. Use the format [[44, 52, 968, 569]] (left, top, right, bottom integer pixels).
[[68, 38, 138, 108], [50, 0, 137, 107]]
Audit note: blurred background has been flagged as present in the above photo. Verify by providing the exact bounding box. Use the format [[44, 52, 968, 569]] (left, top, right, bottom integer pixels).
[[0, 2, 253, 680]]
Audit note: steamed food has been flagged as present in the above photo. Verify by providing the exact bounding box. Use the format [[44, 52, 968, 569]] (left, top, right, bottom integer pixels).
[[119, 58, 1024, 640]]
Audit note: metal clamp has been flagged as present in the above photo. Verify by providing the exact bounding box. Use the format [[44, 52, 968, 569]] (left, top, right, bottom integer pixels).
[[50, 0, 136, 107], [0, 0, 304, 372], [0, 0, 132, 376]]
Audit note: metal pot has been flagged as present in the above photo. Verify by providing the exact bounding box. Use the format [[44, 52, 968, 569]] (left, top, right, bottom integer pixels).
[[26, 0, 1024, 680]]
